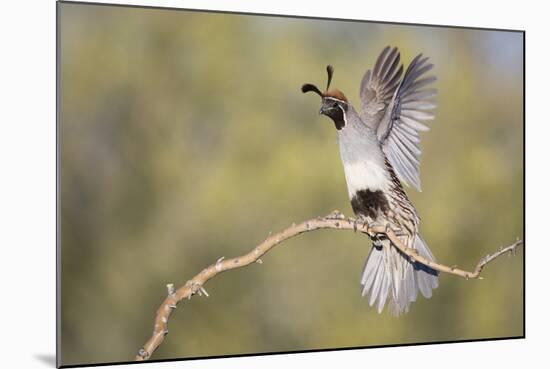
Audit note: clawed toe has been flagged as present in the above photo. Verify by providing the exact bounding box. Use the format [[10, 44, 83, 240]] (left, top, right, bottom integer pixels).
[[353, 215, 369, 232]]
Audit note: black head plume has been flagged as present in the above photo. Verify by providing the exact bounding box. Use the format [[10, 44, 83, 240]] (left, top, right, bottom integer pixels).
[[301, 83, 323, 97], [301, 65, 336, 98], [326, 65, 334, 90]]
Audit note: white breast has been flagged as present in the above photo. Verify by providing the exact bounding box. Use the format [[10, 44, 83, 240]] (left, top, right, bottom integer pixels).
[[342, 159, 390, 199]]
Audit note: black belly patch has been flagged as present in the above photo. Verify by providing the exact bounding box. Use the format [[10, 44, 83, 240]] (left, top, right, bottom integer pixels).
[[350, 189, 389, 218]]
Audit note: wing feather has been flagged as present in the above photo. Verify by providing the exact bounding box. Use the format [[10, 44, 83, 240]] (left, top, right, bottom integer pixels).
[[400, 115, 430, 132], [384, 65, 404, 94], [377, 54, 437, 191], [402, 88, 437, 102], [380, 48, 400, 83], [359, 46, 404, 126], [401, 109, 435, 121], [373, 46, 390, 76], [359, 47, 437, 191], [407, 76, 437, 93]]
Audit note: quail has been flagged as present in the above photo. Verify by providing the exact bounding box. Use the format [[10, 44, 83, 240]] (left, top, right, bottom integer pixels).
[[302, 46, 438, 315]]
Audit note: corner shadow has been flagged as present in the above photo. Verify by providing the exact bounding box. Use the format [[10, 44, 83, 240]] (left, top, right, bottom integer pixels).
[[34, 353, 57, 367]]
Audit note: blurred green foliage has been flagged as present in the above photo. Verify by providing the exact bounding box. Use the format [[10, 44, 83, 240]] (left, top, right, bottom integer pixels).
[[59, 3, 523, 366]]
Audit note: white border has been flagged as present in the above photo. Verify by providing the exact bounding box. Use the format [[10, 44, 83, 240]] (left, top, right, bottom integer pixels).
[[1, 1, 546, 368]]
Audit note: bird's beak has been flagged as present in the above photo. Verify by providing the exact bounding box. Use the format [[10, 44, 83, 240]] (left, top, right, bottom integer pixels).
[[319, 103, 332, 116]]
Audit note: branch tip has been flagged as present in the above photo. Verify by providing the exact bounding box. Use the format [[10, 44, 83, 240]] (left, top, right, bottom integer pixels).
[[199, 286, 209, 297], [137, 349, 149, 360], [215, 256, 225, 271]]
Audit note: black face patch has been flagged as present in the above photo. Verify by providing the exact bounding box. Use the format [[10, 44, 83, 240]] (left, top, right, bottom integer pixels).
[[350, 189, 390, 219], [321, 99, 346, 130]]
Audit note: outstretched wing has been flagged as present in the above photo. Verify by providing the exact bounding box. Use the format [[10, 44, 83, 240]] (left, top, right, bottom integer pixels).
[[360, 46, 437, 191], [377, 54, 437, 191], [359, 46, 404, 127]]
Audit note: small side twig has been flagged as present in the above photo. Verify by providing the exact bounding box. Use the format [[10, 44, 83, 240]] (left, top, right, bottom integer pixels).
[[135, 210, 522, 361]]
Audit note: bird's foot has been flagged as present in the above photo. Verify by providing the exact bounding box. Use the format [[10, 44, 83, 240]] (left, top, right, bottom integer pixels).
[[367, 221, 392, 243], [353, 215, 370, 233]]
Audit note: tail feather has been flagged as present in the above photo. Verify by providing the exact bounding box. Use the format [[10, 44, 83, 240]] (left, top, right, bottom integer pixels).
[[376, 265, 391, 313], [413, 235, 439, 298], [360, 245, 383, 295], [360, 234, 438, 315]]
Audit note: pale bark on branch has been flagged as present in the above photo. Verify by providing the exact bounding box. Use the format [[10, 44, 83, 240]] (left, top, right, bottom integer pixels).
[[135, 210, 523, 361]]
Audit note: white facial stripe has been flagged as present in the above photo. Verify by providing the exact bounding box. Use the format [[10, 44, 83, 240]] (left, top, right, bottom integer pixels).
[[338, 105, 347, 127], [342, 160, 389, 199], [324, 97, 346, 103]]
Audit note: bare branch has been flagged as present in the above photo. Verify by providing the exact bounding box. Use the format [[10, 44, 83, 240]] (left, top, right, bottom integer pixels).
[[135, 210, 523, 361]]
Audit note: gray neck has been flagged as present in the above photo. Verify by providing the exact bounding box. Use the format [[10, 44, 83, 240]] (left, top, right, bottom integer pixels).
[[337, 106, 382, 161]]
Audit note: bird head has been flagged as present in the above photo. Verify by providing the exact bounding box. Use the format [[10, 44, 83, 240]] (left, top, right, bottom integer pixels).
[[301, 65, 349, 130]]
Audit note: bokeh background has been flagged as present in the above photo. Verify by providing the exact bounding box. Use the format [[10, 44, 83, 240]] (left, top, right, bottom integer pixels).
[[58, 3, 524, 366]]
